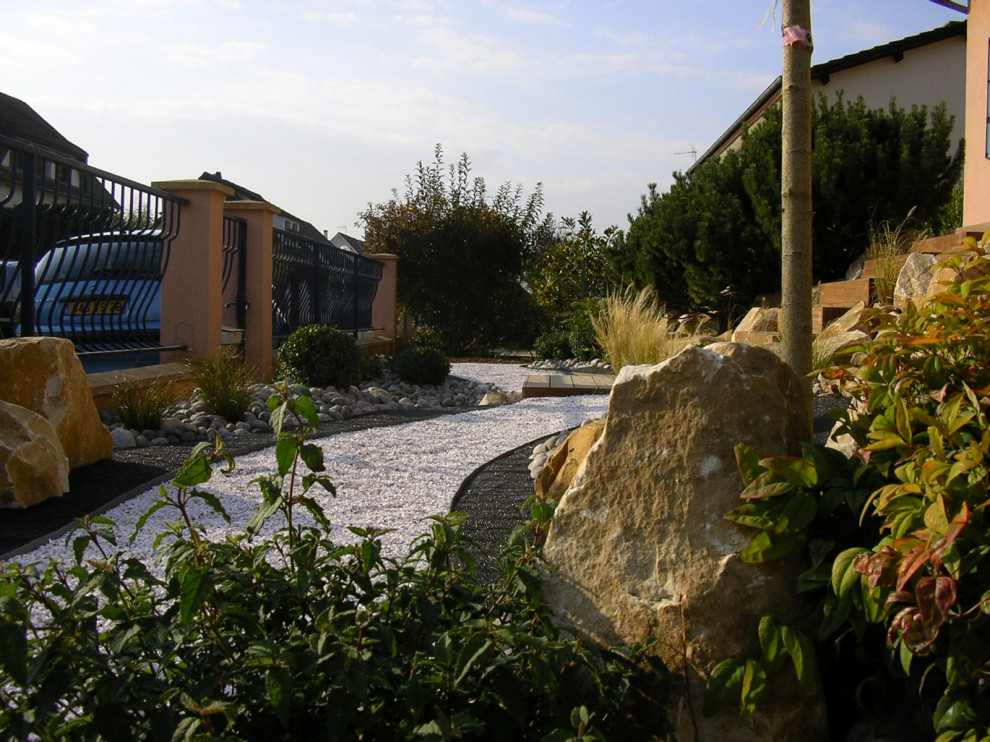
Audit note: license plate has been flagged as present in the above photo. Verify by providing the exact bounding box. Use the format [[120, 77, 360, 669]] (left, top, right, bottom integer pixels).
[[67, 298, 128, 316]]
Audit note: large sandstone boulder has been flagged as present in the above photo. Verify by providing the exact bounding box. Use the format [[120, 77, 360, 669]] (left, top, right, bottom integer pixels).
[[0, 337, 112, 469], [893, 253, 938, 310], [535, 418, 606, 497], [0, 400, 70, 508], [541, 343, 826, 742], [731, 307, 779, 344], [815, 302, 872, 362], [675, 313, 720, 338]]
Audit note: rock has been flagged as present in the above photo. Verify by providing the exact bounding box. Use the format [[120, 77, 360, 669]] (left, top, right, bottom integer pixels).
[[894, 253, 938, 309], [479, 391, 521, 406], [0, 400, 70, 508], [0, 337, 112, 469], [815, 302, 872, 363], [926, 250, 990, 298], [731, 307, 779, 344], [845, 250, 868, 280], [110, 427, 137, 449], [535, 418, 606, 497], [540, 343, 825, 742], [675, 313, 720, 338]]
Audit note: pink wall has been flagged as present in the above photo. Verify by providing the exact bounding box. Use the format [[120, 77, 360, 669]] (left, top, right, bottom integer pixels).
[[152, 179, 231, 361], [371, 253, 399, 355], [148, 180, 399, 375], [965, 1, 990, 225]]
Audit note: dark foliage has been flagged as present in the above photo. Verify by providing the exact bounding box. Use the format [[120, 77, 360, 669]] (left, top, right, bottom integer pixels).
[[613, 95, 963, 319]]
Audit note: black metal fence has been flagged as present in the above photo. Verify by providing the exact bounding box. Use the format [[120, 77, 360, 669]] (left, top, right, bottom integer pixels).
[[271, 228, 383, 342], [0, 133, 184, 361]]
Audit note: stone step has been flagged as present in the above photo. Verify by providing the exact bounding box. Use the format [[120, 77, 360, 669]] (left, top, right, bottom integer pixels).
[[522, 373, 614, 399], [818, 277, 872, 307], [910, 227, 987, 254]]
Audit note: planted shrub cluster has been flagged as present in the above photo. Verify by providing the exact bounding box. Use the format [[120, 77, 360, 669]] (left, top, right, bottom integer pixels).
[[275, 324, 363, 389], [711, 240, 990, 740], [389, 346, 451, 386], [0, 385, 673, 740], [532, 300, 603, 362], [188, 347, 255, 422]]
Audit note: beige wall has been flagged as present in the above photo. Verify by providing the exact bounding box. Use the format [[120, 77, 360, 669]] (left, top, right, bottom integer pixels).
[[965, 1, 990, 224], [710, 30, 965, 161], [815, 35, 966, 148]]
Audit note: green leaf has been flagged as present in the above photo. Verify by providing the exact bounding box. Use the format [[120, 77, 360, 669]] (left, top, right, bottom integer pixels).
[[173, 451, 213, 488], [830, 548, 867, 598], [267, 668, 292, 727], [703, 658, 745, 717], [192, 490, 230, 525], [740, 660, 767, 718], [758, 615, 785, 673], [294, 395, 320, 428], [780, 626, 816, 688], [762, 456, 818, 489], [739, 530, 800, 564], [275, 438, 296, 477], [179, 566, 213, 624], [0, 620, 28, 685], [299, 443, 326, 472], [247, 495, 283, 536], [735, 442, 764, 486], [453, 635, 492, 690], [131, 499, 168, 541]]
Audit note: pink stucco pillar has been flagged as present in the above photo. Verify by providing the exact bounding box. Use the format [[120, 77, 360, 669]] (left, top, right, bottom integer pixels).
[[223, 200, 279, 380], [964, 1, 990, 227], [152, 179, 232, 362], [371, 253, 399, 355]]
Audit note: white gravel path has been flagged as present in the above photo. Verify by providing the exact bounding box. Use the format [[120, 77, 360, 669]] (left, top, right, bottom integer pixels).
[[14, 363, 609, 567]]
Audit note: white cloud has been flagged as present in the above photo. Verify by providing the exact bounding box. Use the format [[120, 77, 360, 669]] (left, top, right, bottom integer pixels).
[[303, 11, 361, 25], [503, 7, 565, 28]]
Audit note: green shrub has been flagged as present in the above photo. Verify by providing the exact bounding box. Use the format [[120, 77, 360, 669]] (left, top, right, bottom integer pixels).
[[410, 324, 445, 351], [533, 328, 572, 360], [0, 384, 674, 740], [567, 299, 602, 361], [708, 237, 990, 739], [390, 346, 451, 385], [360, 353, 386, 381], [188, 347, 254, 422], [275, 324, 362, 389], [113, 378, 175, 430]]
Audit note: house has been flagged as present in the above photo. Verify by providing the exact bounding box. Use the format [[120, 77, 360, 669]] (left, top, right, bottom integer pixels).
[[329, 232, 365, 255], [694, 21, 966, 169], [0, 91, 88, 163], [198, 171, 333, 244]]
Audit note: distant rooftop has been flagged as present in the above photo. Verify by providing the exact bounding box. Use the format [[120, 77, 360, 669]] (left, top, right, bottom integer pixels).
[[0, 91, 88, 162]]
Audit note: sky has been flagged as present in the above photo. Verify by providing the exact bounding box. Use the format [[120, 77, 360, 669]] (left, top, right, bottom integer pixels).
[[2, 0, 968, 239]]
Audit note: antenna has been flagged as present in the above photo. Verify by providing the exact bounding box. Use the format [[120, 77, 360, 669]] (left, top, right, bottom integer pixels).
[[675, 147, 698, 162]]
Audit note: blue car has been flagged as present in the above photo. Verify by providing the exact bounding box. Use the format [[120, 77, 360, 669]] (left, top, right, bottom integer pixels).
[[31, 232, 164, 347]]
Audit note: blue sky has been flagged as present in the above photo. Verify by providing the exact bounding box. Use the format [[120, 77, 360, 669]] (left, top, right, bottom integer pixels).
[[2, 0, 966, 238]]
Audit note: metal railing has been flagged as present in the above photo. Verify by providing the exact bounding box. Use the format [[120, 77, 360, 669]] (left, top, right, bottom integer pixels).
[[0, 134, 185, 359], [271, 228, 383, 342]]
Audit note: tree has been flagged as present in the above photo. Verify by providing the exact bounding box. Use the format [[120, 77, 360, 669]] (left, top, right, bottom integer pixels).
[[360, 145, 554, 354], [613, 96, 963, 320], [780, 0, 814, 431], [525, 211, 618, 315]]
